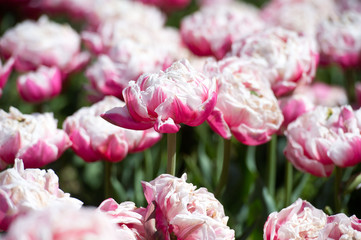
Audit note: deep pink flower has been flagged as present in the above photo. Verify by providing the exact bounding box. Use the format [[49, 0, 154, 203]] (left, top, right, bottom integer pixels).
[[180, 2, 265, 59], [102, 59, 217, 133], [0, 57, 14, 97], [285, 105, 361, 177], [230, 27, 319, 97], [317, 10, 361, 68], [63, 96, 161, 162], [264, 198, 328, 240], [0, 159, 82, 231], [16, 66, 62, 103], [98, 198, 147, 239], [0, 107, 71, 169], [142, 173, 235, 239], [0, 16, 89, 75], [3, 206, 123, 240], [319, 214, 361, 239], [205, 57, 283, 145]]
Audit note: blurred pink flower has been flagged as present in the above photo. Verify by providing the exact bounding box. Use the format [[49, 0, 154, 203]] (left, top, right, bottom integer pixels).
[[99, 198, 147, 240], [205, 57, 283, 145], [319, 214, 361, 239], [0, 107, 71, 169], [63, 96, 161, 162], [0, 57, 14, 97], [4, 206, 123, 240], [230, 27, 319, 97], [317, 10, 361, 68], [142, 173, 235, 239], [135, 0, 191, 12], [16, 66, 62, 103], [180, 2, 265, 59], [285, 105, 361, 177], [0, 159, 82, 231], [102, 59, 217, 133], [263, 198, 328, 240], [0, 16, 89, 75], [336, 0, 361, 13]]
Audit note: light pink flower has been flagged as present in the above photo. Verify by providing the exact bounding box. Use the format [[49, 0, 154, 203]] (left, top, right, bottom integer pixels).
[[98, 198, 147, 240], [336, 0, 361, 13], [264, 198, 328, 240], [142, 173, 235, 239], [180, 2, 265, 59], [16, 66, 62, 103], [0, 57, 14, 97], [135, 0, 191, 12], [230, 27, 319, 97], [0, 159, 82, 231], [102, 59, 217, 133], [285, 105, 361, 177], [3, 206, 123, 240], [0, 16, 89, 74], [63, 96, 161, 162], [0, 107, 71, 168], [317, 10, 361, 68], [319, 214, 361, 239], [205, 57, 283, 145]]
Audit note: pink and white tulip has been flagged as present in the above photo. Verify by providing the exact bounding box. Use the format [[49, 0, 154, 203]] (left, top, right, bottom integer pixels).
[[0, 107, 71, 168], [319, 214, 361, 239], [180, 2, 265, 59], [3, 206, 122, 240], [230, 27, 319, 97], [205, 57, 283, 145], [135, 0, 191, 12], [16, 66, 62, 103], [0, 159, 82, 231], [142, 173, 235, 239], [0, 16, 89, 74], [0, 57, 14, 97], [102, 59, 217, 133], [63, 96, 162, 162], [285, 105, 361, 177], [263, 198, 328, 240]]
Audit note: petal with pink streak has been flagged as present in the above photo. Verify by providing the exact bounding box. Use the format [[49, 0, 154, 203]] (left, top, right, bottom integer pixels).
[[128, 129, 162, 153], [18, 140, 59, 168], [63, 51, 90, 74], [154, 117, 180, 133], [231, 124, 272, 146], [328, 137, 361, 167], [207, 108, 232, 139], [69, 129, 101, 162], [0, 131, 20, 165], [124, 83, 153, 123], [97, 134, 128, 162], [0, 57, 14, 89], [102, 106, 154, 130]]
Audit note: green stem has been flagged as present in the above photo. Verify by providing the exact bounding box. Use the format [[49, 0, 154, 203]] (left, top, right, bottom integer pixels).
[[104, 161, 113, 199], [267, 135, 277, 197], [144, 149, 153, 181], [215, 138, 232, 197], [167, 133, 177, 175], [344, 69, 355, 104], [285, 160, 293, 207], [334, 167, 343, 213]]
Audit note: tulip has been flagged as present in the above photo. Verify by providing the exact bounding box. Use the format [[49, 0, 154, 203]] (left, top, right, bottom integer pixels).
[[0, 57, 14, 97], [319, 214, 361, 239], [102, 59, 217, 134], [230, 27, 319, 97], [0, 159, 82, 231], [0, 107, 71, 168], [63, 96, 162, 163], [135, 0, 191, 12], [205, 57, 283, 145], [180, 2, 264, 59], [16, 66, 62, 103]]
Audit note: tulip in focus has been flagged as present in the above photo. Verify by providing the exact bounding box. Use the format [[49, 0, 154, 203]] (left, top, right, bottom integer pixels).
[[142, 173, 235, 239], [102, 59, 217, 133], [0, 107, 71, 169], [319, 214, 361, 239], [0, 159, 82, 231], [0, 57, 14, 97], [205, 57, 283, 145], [16, 66, 62, 103], [3, 206, 123, 240], [230, 27, 319, 97], [63, 96, 162, 162]]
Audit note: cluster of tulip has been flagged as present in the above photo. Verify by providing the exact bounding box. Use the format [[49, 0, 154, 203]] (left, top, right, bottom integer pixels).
[[1, 0, 361, 239]]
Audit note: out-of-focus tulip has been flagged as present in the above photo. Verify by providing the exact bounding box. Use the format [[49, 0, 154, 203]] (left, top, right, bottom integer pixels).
[[3, 206, 123, 240], [0, 159, 82, 231], [317, 10, 361, 68], [180, 2, 264, 59], [0, 16, 89, 74], [142, 173, 235, 239], [230, 27, 319, 97], [99, 198, 147, 239], [102, 59, 217, 133], [336, 0, 361, 14], [205, 57, 283, 145], [0, 107, 71, 168], [63, 96, 162, 162], [319, 214, 361, 239], [263, 198, 328, 240], [0, 57, 14, 97], [135, 0, 191, 12], [285, 105, 361, 177], [16, 66, 62, 103]]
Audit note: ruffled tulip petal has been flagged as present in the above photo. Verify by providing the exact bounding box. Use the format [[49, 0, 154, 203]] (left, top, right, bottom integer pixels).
[[68, 129, 101, 162], [207, 108, 232, 139], [328, 137, 361, 167], [154, 117, 181, 133]]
